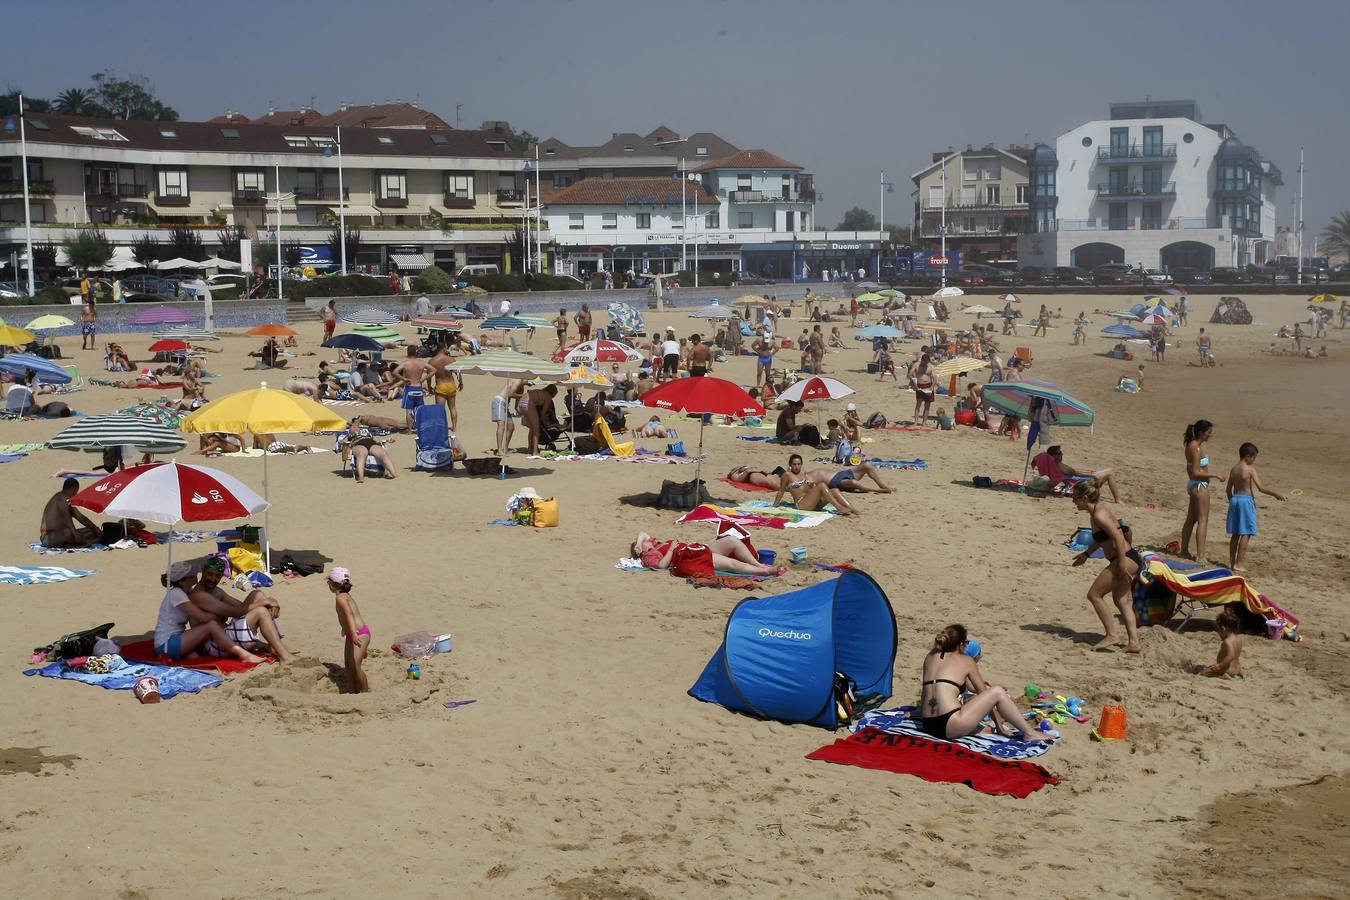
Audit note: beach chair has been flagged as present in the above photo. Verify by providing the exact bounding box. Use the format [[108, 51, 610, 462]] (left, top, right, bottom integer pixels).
[[334, 435, 387, 477], [62, 365, 83, 388], [592, 417, 635, 457], [413, 403, 459, 471], [3, 386, 34, 418], [1014, 346, 1034, 368]]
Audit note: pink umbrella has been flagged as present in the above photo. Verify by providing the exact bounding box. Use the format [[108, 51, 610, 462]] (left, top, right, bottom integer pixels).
[[129, 305, 201, 326], [557, 339, 641, 366], [71, 461, 269, 576]]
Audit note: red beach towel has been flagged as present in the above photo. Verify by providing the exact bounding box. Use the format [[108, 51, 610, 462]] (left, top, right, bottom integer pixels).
[[806, 727, 1060, 798], [120, 639, 270, 674], [717, 477, 776, 493]]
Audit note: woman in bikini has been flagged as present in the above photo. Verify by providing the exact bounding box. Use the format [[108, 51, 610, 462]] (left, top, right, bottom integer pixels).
[[772, 456, 857, 515], [726, 464, 779, 489], [1071, 480, 1142, 652], [919, 624, 1050, 742], [912, 350, 936, 425], [1180, 418, 1222, 562]]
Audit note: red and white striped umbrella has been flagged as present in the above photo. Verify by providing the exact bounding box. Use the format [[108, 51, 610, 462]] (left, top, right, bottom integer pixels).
[[71, 461, 269, 526], [778, 375, 855, 403], [558, 339, 641, 366]]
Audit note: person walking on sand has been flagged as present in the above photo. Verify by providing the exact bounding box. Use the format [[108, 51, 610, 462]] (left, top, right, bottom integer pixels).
[[1225, 442, 1285, 572], [1033, 304, 1049, 338], [1196, 328, 1214, 366], [321, 300, 337, 344], [752, 329, 775, 387], [328, 567, 369, 694], [1071, 481, 1142, 653], [1180, 419, 1222, 562], [493, 378, 525, 456], [79, 298, 98, 351]]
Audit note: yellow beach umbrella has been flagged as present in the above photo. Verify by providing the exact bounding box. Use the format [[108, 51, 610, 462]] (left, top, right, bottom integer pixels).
[[1309, 293, 1339, 304], [933, 356, 989, 378], [25, 314, 76, 330], [0, 325, 35, 347], [181, 381, 348, 570]]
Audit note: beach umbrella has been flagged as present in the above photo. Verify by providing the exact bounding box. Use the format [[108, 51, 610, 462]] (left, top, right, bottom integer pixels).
[[0, 352, 72, 384], [25, 314, 75, 331], [855, 292, 885, 304], [934, 286, 965, 299], [247, 323, 298, 337], [155, 257, 203, 270], [857, 324, 905, 339], [152, 326, 218, 342], [1309, 293, 1339, 304], [412, 317, 464, 332], [130, 305, 200, 327], [480, 315, 532, 331], [322, 333, 384, 353], [998, 292, 1021, 304], [1142, 302, 1173, 319], [342, 307, 400, 326], [641, 377, 763, 487], [1164, 287, 1185, 296], [1107, 310, 1142, 320], [980, 380, 1095, 483], [606, 301, 645, 335], [1102, 323, 1147, 339], [515, 315, 552, 330], [48, 414, 187, 456], [1138, 313, 1167, 327], [558, 365, 613, 390], [0, 324, 36, 347], [960, 304, 997, 316], [778, 375, 854, 404], [560, 339, 641, 366], [877, 289, 904, 298], [147, 339, 190, 354], [118, 402, 184, 428], [691, 301, 736, 320], [201, 256, 240, 270], [70, 460, 268, 578], [182, 381, 347, 571], [932, 356, 989, 379], [737, 295, 768, 305]]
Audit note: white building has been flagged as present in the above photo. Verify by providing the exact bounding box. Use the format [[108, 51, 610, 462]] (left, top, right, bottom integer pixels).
[[1018, 100, 1281, 271]]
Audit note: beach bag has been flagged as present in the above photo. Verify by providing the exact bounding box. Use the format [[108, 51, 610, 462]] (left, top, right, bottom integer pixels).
[[228, 543, 265, 574], [667, 441, 686, 457], [657, 479, 711, 510], [50, 623, 115, 660], [864, 412, 887, 428], [532, 497, 559, 528], [100, 521, 128, 545], [955, 410, 977, 426], [573, 435, 602, 454]]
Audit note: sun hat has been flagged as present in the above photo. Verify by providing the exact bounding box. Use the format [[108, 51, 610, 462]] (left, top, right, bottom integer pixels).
[[516, 486, 541, 500], [327, 566, 351, 584], [846, 403, 857, 411], [168, 561, 195, 582]]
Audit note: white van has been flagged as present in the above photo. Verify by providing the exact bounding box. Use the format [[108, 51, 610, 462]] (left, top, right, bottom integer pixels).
[[456, 264, 500, 278]]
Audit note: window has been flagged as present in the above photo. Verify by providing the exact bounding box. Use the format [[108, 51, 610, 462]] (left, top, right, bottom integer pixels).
[[285, 135, 308, 148], [296, 169, 319, 196], [1016, 183, 1029, 204], [705, 211, 719, 229], [553, 174, 574, 188], [159, 129, 177, 140], [695, 146, 708, 156], [738, 212, 753, 228], [1110, 127, 1129, 158], [568, 213, 583, 230], [1081, 136, 1093, 148], [378, 171, 406, 199], [985, 160, 1000, 180], [544, 147, 556, 155], [1141, 203, 1163, 230], [158, 168, 188, 197], [782, 174, 792, 199], [1141, 166, 1162, 194], [429, 133, 449, 145], [784, 210, 794, 231], [444, 174, 473, 199], [1032, 167, 1055, 198], [635, 213, 651, 229], [221, 128, 241, 140], [309, 136, 334, 148], [737, 173, 751, 190], [602, 213, 617, 230], [1142, 126, 1163, 156], [985, 184, 1000, 205], [377, 135, 394, 145], [927, 185, 943, 208], [963, 159, 980, 180], [960, 216, 975, 233], [1109, 167, 1129, 194], [72, 125, 128, 141], [235, 169, 265, 192], [1108, 203, 1128, 230], [601, 170, 614, 181], [1182, 132, 1194, 143], [623, 144, 634, 152], [296, 206, 324, 225], [960, 185, 976, 205], [987, 215, 1001, 232], [26, 117, 48, 131]]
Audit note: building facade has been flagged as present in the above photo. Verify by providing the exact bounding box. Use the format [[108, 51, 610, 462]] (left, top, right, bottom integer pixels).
[[1017, 100, 1281, 270], [0, 112, 534, 274], [911, 145, 1030, 260]]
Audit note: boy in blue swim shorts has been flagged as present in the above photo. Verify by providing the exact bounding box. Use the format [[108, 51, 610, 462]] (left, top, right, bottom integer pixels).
[[1226, 442, 1285, 572]]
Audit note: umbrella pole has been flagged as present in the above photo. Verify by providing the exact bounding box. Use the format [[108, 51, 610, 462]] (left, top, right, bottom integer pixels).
[[166, 525, 174, 582], [693, 417, 705, 490], [262, 449, 271, 572], [1022, 442, 1033, 485]]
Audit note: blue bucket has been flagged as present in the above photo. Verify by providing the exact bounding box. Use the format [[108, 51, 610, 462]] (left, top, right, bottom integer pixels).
[[757, 549, 776, 565]]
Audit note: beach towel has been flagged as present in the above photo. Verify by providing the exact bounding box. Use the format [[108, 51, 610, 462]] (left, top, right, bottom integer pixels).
[[881, 425, 936, 433], [0, 565, 99, 585], [232, 447, 331, 458], [0, 453, 26, 463], [717, 476, 776, 493], [27, 541, 109, 555], [854, 706, 1059, 760], [0, 442, 47, 454], [1137, 555, 1300, 639], [322, 399, 364, 407], [737, 435, 781, 443], [868, 459, 928, 470], [24, 656, 225, 699], [733, 500, 835, 528], [806, 727, 1060, 798], [119, 639, 269, 674], [613, 558, 773, 583]]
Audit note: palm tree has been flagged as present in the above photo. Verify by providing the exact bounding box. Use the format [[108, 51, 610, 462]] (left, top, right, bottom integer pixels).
[[55, 88, 95, 115], [1319, 212, 1350, 260]]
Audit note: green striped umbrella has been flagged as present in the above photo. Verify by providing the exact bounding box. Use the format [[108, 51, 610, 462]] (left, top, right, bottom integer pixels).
[[448, 349, 569, 380], [351, 324, 402, 343], [981, 379, 1094, 427], [48, 414, 187, 455]]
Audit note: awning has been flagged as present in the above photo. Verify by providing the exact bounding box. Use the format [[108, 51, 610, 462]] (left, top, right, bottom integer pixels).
[[390, 253, 433, 270], [337, 205, 383, 217], [147, 201, 216, 217]]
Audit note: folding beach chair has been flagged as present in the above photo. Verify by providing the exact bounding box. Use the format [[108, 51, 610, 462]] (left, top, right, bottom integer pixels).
[[1014, 346, 1034, 368], [592, 417, 635, 457], [62, 365, 83, 388], [413, 403, 459, 471]]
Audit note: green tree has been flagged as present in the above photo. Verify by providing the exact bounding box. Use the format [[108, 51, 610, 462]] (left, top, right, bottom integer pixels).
[[216, 226, 242, 262], [131, 233, 160, 268], [836, 206, 879, 231], [0, 90, 52, 116], [32, 240, 59, 276], [90, 70, 178, 121], [411, 265, 454, 294], [62, 229, 113, 271], [168, 226, 205, 260], [55, 88, 107, 116], [1319, 211, 1350, 260], [509, 130, 540, 155], [327, 225, 363, 268]]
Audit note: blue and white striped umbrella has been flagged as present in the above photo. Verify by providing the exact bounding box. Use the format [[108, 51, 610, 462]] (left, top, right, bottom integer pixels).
[[341, 307, 400, 326], [480, 315, 533, 330], [0, 352, 73, 384], [152, 324, 219, 342]]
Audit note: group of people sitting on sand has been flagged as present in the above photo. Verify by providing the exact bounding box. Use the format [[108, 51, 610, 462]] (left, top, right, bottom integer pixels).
[[725, 452, 892, 517]]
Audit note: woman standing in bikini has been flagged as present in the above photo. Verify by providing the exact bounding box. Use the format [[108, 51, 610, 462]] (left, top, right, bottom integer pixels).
[[1180, 419, 1222, 562], [919, 624, 1050, 742], [1071, 481, 1142, 652], [912, 350, 936, 425]]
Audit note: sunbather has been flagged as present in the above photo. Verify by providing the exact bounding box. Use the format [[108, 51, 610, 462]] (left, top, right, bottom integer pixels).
[[773, 454, 857, 515], [154, 562, 264, 665], [919, 624, 1051, 742], [802, 460, 893, 494], [197, 433, 243, 455], [106, 342, 132, 372], [252, 433, 315, 454], [726, 464, 780, 489], [39, 478, 100, 548], [339, 420, 397, 482], [631, 531, 785, 577]]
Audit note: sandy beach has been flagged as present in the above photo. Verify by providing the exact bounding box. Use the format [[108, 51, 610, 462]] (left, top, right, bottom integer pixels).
[[1, 291, 1347, 898]]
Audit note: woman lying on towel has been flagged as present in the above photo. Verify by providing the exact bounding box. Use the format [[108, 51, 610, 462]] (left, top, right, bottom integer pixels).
[[726, 464, 781, 489], [1071, 480, 1141, 652], [920, 624, 1051, 743], [631, 531, 785, 578]]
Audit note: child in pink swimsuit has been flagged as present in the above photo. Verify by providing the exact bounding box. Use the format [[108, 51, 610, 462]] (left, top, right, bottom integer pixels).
[[328, 567, 370, 693]]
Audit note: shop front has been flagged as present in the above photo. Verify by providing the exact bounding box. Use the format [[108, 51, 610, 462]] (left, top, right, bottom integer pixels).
[[799, 239, 883, 280]]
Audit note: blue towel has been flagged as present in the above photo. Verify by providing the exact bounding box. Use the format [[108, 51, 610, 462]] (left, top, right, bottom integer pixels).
[[0, 453, 26, 463], [854, 706, 1059, 760], [737, 435, 780, 443], [24, 658, 224, 699], [0, 565, 98, 585], [871, 458, 928, 469], [28, 541, 108, 555]]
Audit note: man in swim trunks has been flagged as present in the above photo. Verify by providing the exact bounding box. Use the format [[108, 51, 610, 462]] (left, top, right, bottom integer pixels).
[[783, 452, 892, 495], [190, 557, 297, 664], [80, 299, 98, 350], [429, 344, 463, 431], [393, 347, 432, 430], [493, 378, 525, 456], [321, 300, 337, 343], [39, 478, 100, 548], [752, 329, 775, 386], [553, 308, 568, 349], [1196, 328, 1214, 366], [574, 303, 593, 342], [688, 334, 713, 376]]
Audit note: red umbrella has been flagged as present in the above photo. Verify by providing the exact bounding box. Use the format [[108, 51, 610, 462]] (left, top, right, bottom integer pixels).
[[641, 377, 764, 486], [147, 339, 190, 353], [556, 339, 641, 366]]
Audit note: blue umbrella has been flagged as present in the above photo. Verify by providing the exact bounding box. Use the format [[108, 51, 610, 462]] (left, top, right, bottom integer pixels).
[[1102, 324, 1146, 339], [857, 324, 906, 339], [322, 334, 384, 352], [0, 352, 73, 384], [480, 315, 532, 331]]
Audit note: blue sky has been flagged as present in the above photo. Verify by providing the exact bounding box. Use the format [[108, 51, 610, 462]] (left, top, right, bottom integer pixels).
[[7, 0, 1346, 239]]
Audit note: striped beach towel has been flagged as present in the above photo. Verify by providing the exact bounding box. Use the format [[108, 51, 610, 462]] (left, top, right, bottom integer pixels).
[[854, 706, 1059, 760], [0, 565, 99, 585]]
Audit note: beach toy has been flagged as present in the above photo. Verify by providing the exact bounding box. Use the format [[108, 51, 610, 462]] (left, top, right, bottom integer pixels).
[[434, 633, 453, 654], [963, 640, 982, 660], [1093, 704, 1127, 740], [1144, 501, 1157, 510], [1289, 489, 1303, 497], [406, 663, 421, 681], [757, 549, 777, 565], [789, 546, 808, 564], [1024, 683, 1042, 700], [133, 676, 161, 704]]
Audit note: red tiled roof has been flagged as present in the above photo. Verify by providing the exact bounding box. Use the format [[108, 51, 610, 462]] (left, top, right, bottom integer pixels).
[[251, 109, 322, 127], [312, 103, 451, 130], [545, 177, 718, 206], [695, 148, 801, 172]]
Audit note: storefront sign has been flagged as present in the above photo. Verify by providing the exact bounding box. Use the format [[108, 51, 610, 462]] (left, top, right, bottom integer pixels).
[[646, 233, 735, 242]]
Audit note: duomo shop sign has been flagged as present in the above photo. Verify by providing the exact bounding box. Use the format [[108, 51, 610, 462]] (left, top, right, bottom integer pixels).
[[808, 242, 866, 251]]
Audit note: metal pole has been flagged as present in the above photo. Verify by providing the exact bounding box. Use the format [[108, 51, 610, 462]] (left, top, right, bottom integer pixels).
[[879, 171, 885, 280], [693, 185, 699, 287], [19, 95, 35, 296], [275, 164, 283, 301], [940, 157, 947, 288], [681, 158, 687, 271], [1296, 147, 1304, 286], [535, 143, 542, 272], [337, 124, 347, 275], [523, 179, 531, 273]]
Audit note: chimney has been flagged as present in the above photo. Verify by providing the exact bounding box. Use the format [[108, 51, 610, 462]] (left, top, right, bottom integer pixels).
[[966, 143, 973, 152]]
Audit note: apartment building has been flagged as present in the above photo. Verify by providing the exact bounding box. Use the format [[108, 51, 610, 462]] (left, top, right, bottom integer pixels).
[[911, 145, 1030, 259], [0, 112, 531, 273], [1018, 100, 1281, 270]]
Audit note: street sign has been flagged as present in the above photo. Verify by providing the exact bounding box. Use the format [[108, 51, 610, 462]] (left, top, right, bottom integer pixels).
[[931, 256, 950, 266]]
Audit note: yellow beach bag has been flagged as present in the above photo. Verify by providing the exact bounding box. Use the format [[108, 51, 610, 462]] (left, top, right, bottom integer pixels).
[[532, 497, 559, 528]]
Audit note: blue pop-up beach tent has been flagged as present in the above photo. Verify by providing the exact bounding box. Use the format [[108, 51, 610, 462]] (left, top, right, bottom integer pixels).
[[689, 571, 897, 729]]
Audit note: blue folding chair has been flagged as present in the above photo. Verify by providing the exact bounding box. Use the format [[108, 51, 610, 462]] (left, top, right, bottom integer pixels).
[[414, 404, 458, 471]]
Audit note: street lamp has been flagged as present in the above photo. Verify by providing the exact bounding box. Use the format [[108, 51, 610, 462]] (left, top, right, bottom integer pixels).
[[322, 124, 346, 274], [268, 164, 298, 300], [879, 172, 894, 278], [522, 159, 532, 274], [5, 97, 36, 296]]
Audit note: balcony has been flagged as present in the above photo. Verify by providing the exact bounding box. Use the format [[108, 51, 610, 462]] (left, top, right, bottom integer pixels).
[[375, 195, 409, 208], [85, 182, 149, 200], [1096, 143, 1177, 162], [293, 186, 349, 202], [922, 197, 1029, 211], [1029, 217, 1221, 233], [154, 193, 191, 207], [0, 179, 54, 196], [727, 190, 807, 204], [496, 189, 524, 205], [232, 189, 267, 205], [441, 193, 476, 209], [1095, 181, 1176, 199]]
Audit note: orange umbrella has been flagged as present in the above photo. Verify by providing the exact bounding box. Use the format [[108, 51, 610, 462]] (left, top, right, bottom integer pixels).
[[247, 323, 299, 337]]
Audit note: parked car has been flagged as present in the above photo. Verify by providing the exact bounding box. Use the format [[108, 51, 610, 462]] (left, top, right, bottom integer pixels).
[[1251, 266, 1291, 285], [59, 276, 116, 297], [1170, 268, 1212, 285], [1331, 262, 1350, 279], [0, 279, 48, 297], [120, 274, 180, 297], [961, 263, 1015, 286], [1053, 266, 1091, 286], [1210, 267, 1253, 285], [1139, 268, 1173, 285], [1017, 265, 1056, 286], [1092, 264, 1140, 286], [947, 268, 987, 287], [205, 273, 248, 290], [729, 270, 775, 286]]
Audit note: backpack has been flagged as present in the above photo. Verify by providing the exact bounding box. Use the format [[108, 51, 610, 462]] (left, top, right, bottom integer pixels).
[[833, 440, 862, 465], [864, 411, 887, 429]]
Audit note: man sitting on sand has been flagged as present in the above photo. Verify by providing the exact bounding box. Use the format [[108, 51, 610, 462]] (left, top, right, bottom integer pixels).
[[1031, 445, 1121, 501], [39, 478, 100, 548], [190, 557, 297, 664]]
